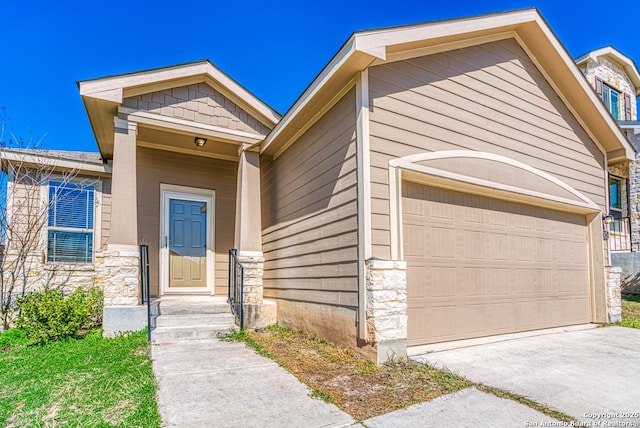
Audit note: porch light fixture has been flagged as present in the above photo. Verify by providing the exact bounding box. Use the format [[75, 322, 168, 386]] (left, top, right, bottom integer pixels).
[[194, 137, 207, 147], [602, 214, 615, 225]]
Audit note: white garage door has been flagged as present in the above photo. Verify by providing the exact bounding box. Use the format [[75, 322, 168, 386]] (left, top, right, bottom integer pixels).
[[403, 182, 591, 346]]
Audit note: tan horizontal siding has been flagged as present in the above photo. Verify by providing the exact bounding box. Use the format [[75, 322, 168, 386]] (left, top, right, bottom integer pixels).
[[261, 88, 358, 308], [368, 38, 607, 260], [136, 147, 237, 297]]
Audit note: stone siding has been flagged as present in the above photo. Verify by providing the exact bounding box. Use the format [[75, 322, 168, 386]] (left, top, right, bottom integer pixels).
[[238, 255, 264, 305], [628, 157, 640, 251], [606, 266, 623, 323], [123, 83, 271, 135], [581, 52, 640, 253], [103, 250, 140, 306], [1, 250, 105, 295], [580, 58, 637, 120], [365, 259, 407, 344]]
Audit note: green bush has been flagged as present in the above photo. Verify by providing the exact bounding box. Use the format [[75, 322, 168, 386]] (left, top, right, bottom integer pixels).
[[15, 287, 104, 345]]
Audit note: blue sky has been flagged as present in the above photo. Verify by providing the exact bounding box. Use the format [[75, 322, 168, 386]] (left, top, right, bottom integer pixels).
[[2, 0, 638, 152]]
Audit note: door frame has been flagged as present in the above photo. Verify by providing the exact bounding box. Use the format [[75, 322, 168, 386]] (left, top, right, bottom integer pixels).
[[159, 183, 215, 295]]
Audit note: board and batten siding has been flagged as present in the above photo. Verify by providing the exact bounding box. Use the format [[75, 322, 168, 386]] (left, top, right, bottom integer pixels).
[[261, 88, 359, 308], [136, 147, 237, 297], [368, 38, 607, 260]]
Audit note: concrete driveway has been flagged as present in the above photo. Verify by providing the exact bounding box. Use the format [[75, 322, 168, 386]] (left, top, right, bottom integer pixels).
[[414, 326, 640, 425]]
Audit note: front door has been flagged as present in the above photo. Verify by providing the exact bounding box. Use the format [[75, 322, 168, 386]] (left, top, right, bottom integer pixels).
[[169, 199, 206, 288], [161, 187, 214, 294]]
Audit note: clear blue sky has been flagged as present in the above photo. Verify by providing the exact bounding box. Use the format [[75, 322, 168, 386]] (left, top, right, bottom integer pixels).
[[2, 0, 638, 152]]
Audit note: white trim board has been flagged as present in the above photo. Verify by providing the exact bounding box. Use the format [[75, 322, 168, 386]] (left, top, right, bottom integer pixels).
[[355, 70, 372, 340], [159, 184, 216, 295], [388, 150, 602, 260]]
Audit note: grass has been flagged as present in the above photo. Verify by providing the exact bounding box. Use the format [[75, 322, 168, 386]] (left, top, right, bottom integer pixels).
[[222, 325, 577, 423], [0, 328, 161, 427], [475, 384, 575, 423], [619, 294, 640, 329]]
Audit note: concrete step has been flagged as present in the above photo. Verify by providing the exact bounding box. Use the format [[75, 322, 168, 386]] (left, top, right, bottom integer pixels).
[[155, 313, 235, 328], [159, 297, 231, 316], [151, 324, 235, 343]]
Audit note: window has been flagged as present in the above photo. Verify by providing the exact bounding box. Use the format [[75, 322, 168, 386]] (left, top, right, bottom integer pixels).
[[609, 176, 622, 215], [595, 77, 621, 119], [47, 181, 95, 263], [602, 85, 620, 119]]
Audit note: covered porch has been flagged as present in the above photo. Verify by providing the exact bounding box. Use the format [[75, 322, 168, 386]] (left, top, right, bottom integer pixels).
[[78, 61, 280, 335]]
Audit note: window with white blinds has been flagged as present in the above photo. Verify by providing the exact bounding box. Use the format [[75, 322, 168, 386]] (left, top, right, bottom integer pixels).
[[47, 181, 95, 263]]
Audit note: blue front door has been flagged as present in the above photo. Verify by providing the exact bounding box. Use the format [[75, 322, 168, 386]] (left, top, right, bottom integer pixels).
[[169, 198, 207, 288]]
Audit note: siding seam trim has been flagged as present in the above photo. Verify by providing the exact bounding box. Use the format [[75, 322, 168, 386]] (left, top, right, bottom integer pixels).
[[356, 70, 372, 340]]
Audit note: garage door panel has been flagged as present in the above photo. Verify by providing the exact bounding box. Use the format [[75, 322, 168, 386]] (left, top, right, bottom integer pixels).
[[403, 182, 591, 346], [404, 224, 425, 257]]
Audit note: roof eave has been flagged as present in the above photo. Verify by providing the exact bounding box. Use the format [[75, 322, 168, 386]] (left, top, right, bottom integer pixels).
[[576, 47, 640, 96], [262, 9, 634, 162], [0, 149, 111, 176], [261, 36, 382, 156]]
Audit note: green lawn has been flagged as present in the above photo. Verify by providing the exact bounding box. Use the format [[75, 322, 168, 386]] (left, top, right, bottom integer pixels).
[[620, 294, 640, 329], [0, 329, 161, 427]]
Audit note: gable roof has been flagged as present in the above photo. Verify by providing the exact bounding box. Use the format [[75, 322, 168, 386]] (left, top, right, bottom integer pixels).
[[261, 9, 635, 164], [79, 60, 281, 159], [575, 46, 640, 96]]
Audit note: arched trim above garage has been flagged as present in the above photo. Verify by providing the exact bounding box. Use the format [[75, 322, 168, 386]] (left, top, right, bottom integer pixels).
[[388, 150, 602, 259]]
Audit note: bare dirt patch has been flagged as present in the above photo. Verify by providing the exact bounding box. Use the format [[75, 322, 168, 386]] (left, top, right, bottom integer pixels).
[[224, 325, 471, 421]]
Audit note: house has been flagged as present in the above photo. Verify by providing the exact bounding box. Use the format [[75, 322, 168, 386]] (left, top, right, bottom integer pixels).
[[1, 9, 633, 363], [575, 47, 640, 290]]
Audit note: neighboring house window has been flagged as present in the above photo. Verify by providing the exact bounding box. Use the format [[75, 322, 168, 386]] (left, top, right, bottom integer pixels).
[[603, 85, 620, 119], [595, 77, 621, 119], [47, 181, 95, 263], [609, 175, 622, 218]]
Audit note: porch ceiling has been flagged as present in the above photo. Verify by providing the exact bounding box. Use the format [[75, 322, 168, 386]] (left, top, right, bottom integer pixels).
[[136, 126, 240, 162]]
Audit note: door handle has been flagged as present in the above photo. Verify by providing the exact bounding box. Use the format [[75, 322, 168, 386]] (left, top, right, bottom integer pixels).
[[164, 236, 169, 248]]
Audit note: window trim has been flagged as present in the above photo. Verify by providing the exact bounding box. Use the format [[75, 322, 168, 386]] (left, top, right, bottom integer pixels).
[[602, 83, 621, 120], [41, 176, 102, 265], [608, 174, 624, 216]]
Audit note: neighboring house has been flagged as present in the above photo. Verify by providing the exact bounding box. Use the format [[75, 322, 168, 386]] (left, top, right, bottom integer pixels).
[[576, 47, 640, 285], [1, 9, 634, 363]]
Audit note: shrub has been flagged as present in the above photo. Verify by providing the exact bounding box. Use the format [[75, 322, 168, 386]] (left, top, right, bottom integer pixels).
[[15, 287, 103, 345]]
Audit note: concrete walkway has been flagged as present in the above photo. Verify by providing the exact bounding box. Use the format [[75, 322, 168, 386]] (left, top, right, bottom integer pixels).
[[152, 338, 558, 427], [363, 387, 557, 427], [415, 326, 640, 425], [152, 338, 354, 427]]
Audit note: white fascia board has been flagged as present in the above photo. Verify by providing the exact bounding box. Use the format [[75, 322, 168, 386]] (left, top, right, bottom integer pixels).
[[532, 17, 635, 161], [201, 62, 281, 125], [79, 61, 280, 127], [78, 63, 212, 99], [261, 10, 538, 155], [0, 151, 111, 175], [352, 9, 537, 55], [261, 36, 359, 154]]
